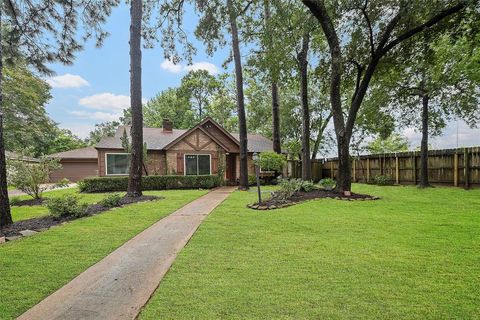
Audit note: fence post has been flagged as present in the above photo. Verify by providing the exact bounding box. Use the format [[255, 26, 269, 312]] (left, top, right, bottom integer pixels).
[[454, 152, 459, 187], [366, 158, 370, 182], [352, 158, 356, 182], [395, 155, 399, 185], [464, 148, 470, 189], [412, 152, 417, 184]]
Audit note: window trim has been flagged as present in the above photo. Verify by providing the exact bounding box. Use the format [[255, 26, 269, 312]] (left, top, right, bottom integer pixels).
[[105, 152, 130, 176], [184, 154, 212, 176]]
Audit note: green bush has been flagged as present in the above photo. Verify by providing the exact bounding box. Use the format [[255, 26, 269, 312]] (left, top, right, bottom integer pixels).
[[79, 175, 222, 193], [300, 180, 316, 192], [257, 152, 286, 172], [319, 178, 336, 191], [373, 175, 393, 186], [55, 178, 71, 188], [45, 195, 88, 218], [98, 193, 123, 207], [273, 178, 303, 200], [7, 156, 61, 199]]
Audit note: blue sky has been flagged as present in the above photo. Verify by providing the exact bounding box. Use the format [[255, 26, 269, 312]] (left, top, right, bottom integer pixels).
[[46, 3, 229, 138], [45, 3, 479, 150]]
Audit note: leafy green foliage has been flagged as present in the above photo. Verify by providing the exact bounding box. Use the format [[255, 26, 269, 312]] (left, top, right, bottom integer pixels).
[[79, 175, 222, 193], [8, 157, 61, 199], [272, 178, 303, 200], [319, 178, 336, 191], [98, 194, 123, 207], [45, 195, 88, 218], [366, 133, 410, 154], [2, 64, 54, 155], [257, 152, 285, 172], [373, 175, 393, 186], [86, 121, 120, 145]]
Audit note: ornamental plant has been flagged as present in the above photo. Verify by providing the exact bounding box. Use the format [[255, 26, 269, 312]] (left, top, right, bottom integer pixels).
[[8, 156, 61, 199]]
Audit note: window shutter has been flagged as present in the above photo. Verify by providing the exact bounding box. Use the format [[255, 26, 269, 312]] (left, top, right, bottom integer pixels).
[[177, 153, 184, 175], [212, 152, 218, 175]]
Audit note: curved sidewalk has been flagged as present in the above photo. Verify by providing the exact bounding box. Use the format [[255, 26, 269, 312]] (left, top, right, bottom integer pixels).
[[19, 187, 236, 320]]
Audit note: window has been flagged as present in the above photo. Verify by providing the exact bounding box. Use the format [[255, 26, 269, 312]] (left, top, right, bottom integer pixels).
[[106, 153, 130, 175], [185, 154, 211, 175]]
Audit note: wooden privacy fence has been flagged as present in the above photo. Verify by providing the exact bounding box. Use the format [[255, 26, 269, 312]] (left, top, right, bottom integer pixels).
[[286, 147, 480, 188]]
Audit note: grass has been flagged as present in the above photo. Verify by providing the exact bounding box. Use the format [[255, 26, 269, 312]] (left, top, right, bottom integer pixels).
[[140, 184, 480, 319], [0, 189, 207, 319], [10, 188, 135, 222]]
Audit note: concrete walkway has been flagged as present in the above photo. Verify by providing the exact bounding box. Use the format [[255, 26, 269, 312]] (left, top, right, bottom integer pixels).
[[19, 187, 235, 320]]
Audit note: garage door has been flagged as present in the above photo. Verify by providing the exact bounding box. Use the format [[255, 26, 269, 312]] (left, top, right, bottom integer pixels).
[[50, 160, 98, 182]]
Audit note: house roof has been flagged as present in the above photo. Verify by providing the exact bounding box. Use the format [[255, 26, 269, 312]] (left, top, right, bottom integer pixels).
[[96, 120, 275, 153], [96, 126, 188, 150], [48, 146, 98, 159]]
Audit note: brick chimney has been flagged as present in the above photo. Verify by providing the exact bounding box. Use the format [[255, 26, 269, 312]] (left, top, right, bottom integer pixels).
[[163, 119, 173, 133]]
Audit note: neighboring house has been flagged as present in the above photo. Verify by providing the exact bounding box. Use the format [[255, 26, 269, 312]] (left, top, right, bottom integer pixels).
[[46, 118, 277, 183], [48, 147, 98, 182], [95, 117, 276, 184]]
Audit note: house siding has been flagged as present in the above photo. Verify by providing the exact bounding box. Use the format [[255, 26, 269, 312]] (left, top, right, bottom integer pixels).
[[97, 148, 165, 177], [165, 128, 224, 176]]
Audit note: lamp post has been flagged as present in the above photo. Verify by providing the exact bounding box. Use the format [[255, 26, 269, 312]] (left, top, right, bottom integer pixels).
[[252, 152, 262, 204]]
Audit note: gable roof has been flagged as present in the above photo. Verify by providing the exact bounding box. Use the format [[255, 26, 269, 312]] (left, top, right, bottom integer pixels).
[[96, 118, 275, 153], [163, 117, 240, 152], [48, 147, 98, 159]]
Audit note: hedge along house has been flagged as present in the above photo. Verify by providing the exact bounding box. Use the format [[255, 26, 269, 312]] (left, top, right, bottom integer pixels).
[[95, 118, 276, 184]]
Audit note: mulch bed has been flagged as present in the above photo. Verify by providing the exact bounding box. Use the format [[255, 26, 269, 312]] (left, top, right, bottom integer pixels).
[[1, 195, 160, 239], [247, 189, 379, 210], [13, 198, 46, 206]]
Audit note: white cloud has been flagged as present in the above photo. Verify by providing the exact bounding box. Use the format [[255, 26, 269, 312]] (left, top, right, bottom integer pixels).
[[185, 62, 219, 75], [160, 59, 183, 73], [46, 74, 89, 88], [59, 123, 94, 139], [71, 110, 121, 122], [79, 93, 130, 111], [160, 59, 219, 75]]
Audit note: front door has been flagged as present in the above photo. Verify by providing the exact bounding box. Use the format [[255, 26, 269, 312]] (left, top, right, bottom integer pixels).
[[225, 153, 236, 183]]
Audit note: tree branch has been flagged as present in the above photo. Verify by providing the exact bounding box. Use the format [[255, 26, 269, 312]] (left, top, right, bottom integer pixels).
[[380, 1, 467, 55]]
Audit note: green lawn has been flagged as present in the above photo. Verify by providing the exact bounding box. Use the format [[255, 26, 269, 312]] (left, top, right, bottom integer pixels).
[[140, 185, 480, 319], [10, 188, 133, 222], [0, 189, 207, 319]]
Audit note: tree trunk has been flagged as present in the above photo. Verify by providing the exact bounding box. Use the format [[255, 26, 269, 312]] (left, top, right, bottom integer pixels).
[[0, 8, 12, 227], [264, 1, 281, 154], [336, 135, 352, 193], [127, 0, 143, 197], [419, 93, 430, 188], [298, 33, 311, 181], [227, 0, 249, 190], [271, 82, 281, 154]]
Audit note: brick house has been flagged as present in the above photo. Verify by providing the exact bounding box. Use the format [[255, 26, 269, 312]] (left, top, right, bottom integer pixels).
[[93, 117, 276, 184]]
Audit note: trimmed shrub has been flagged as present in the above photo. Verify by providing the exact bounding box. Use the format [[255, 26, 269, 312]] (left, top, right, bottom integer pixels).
[[45, 195, 88, 218], [319, 178, 336, 191], [272, 178, 303, 200], [79, 175, 222, 193], [373, 175, 393, 186], [300, 180, 316, 192], [98, 193, 123, 207]]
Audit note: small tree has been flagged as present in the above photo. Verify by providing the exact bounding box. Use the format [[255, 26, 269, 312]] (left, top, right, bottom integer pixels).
[[8, 157, 61, 199], [257, 152, 286, 173]]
